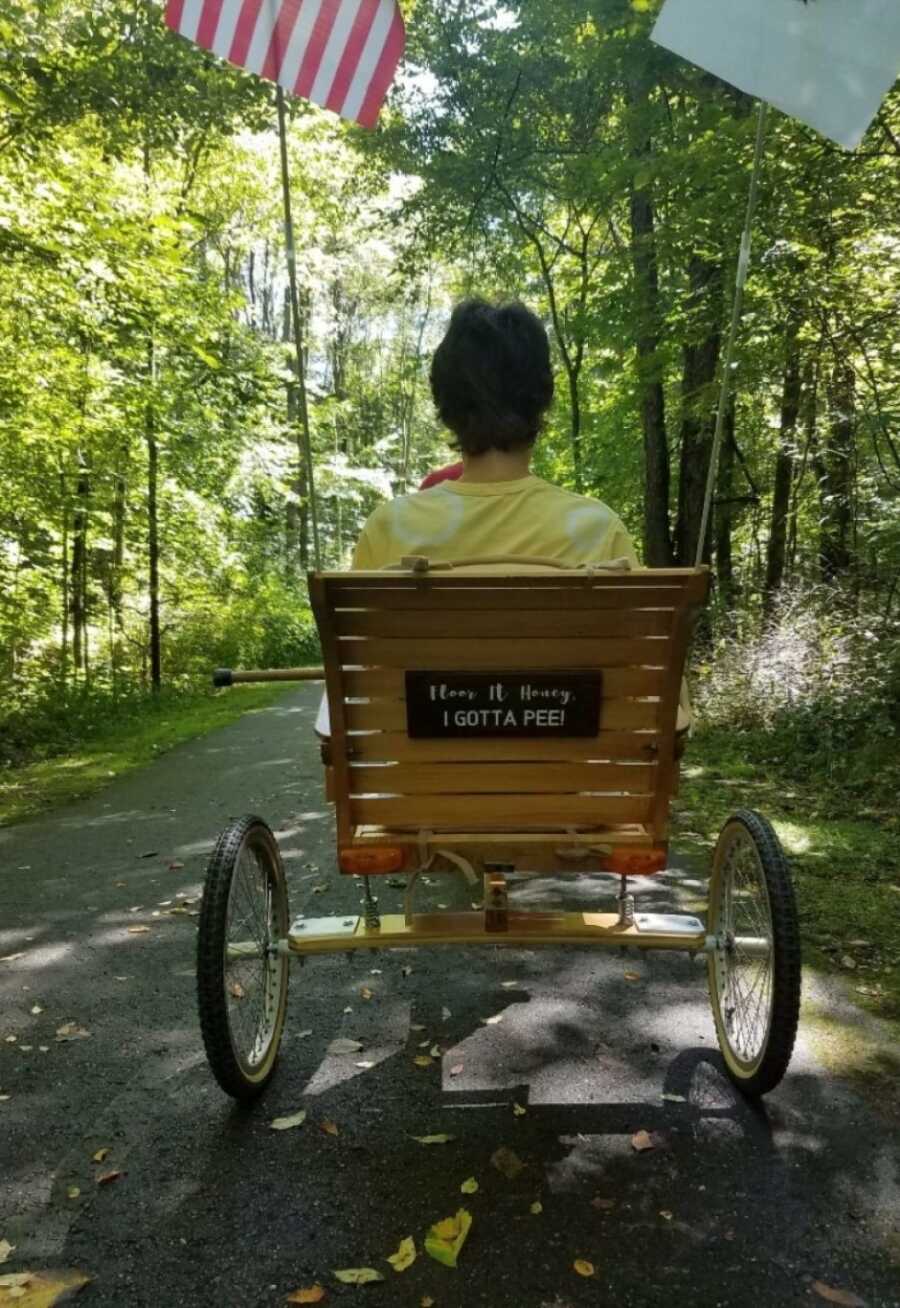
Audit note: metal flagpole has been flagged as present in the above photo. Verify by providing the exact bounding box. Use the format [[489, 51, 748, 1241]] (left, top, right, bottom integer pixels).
[[276, 85, 322, 571], [694, 100, 768, 568]]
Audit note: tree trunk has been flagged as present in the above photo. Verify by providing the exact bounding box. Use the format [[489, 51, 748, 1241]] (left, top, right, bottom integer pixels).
[[674, 255, 722, 566], [627, 87, 672, 565], [282, 287, 309, 571], [70, 463, 90, 678], [714, 398, 737, 608], [60, 471, 69, 686], [764, 320, 803, 614], [146, 340, 161, 691], [819, 360, 855, 582]]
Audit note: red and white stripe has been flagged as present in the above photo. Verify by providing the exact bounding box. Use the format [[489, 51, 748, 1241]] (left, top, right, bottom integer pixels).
[[165, 0, 405, 128]]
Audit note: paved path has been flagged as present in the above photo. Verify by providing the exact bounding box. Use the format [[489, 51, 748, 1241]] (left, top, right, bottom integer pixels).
[[1, 687, 898, 1307]]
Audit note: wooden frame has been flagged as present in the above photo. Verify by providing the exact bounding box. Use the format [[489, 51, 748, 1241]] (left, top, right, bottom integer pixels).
[[308, 564, 710, 874]]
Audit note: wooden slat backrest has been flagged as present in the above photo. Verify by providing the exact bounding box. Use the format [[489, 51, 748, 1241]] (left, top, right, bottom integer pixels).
[[309, 567, 709, 844]]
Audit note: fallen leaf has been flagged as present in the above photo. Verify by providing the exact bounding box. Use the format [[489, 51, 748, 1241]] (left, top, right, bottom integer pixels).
[[417, 1040, 430, 1048], [29, 1005, 43, 1016], [0, 1241, 14, 1264], [429, 1044, 441, 1058], [4, 1036, 16, 1044], [285, 1287, 326, 1304], [126, 926, 150, 935], [500, 980, 517, 989], [56, 1024, 91, 1042], [573, 1259, 595, 1278], [401, 966, 413, 978], [441, 1007, 451, 1021], [360, 987, 373, 1001], [659, 1210, 673, 1221], [343, 1006, 353, 1015], [424, 1208, 472, 1268], [355, 1061, 374, 1070], [413, 1055, 434, 1068], [623, 971, 641, 982], [320, 1120, 339, 1137], [297, 1030, 313, 1040], [333, 1269, 384, 1285], [631, 1130, 655, 1152], [0, 955, 26, 964], [529, 1201, 543, 1215], [840, 955, 857, 970], [591, 1197, 616, 1211], [410, 1023, 425, 1031], [460, 1178, 478, 1195], [168, 861, 184, 870], [228, 982, 245, 1000], [811, 1282, 866, 1307], [437, 903, 448, 910], [0, 1096, 11, 1102], [412, 1135, 455, 1146], [421, 1299, 435, 1307], [96, 1170, 126, 1185], [270, 1110, 307, 1132], [92, 1149, 109, 1163], [312, 885, 328, 895], [19, 1046, 33, 1053], [370, 968, 382, 975], [386, 1236, 416, 1272], [327, 1038, 362, 1055], [491, 1146, 525, 1180], [513, 1103, 526, 1117], [661, 1093, 686, 1103], [66, 1187, 80, 1200], [0, 1274, 31, 1290], [449, 1063, 464, 1077], [481, 1014, 503, 1026]]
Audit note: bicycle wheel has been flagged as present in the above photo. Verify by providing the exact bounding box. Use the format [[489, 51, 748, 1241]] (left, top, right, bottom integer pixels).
[[197, 815, 290, 1100], [707, 809, 801, 1097]]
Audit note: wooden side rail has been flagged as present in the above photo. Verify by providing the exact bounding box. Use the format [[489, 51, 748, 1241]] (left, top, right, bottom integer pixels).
[[213, 666, 325, 686]]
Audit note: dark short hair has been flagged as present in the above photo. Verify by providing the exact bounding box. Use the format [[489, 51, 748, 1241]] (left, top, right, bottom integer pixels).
[[429, 299, 554, 455]]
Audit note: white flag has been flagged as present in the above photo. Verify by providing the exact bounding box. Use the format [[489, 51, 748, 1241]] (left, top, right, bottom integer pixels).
[[652, 0, 900, 150]]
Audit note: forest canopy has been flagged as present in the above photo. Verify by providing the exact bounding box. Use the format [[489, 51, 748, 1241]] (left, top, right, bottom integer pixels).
[[1, 0, 898, 805]]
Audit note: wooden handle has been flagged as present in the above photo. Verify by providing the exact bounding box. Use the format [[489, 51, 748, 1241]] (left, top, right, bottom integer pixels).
[[213, 666, 325, 686]]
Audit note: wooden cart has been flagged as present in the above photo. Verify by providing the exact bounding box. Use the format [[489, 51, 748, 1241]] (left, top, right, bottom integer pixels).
[[198, 562, 801, 1101]]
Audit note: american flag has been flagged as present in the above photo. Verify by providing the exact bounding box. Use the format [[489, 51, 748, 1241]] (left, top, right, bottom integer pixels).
[[165, 0, 405, 128]]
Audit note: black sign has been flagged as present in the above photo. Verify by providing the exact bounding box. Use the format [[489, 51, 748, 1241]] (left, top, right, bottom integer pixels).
[[405, 670, 602, 739]]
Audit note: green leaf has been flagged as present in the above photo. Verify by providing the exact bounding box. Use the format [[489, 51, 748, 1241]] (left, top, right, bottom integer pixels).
[[424, 1208, 472, 1268]]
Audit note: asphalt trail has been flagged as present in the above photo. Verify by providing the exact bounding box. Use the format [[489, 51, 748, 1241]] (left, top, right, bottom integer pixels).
[[1, 687, 898, 1307]]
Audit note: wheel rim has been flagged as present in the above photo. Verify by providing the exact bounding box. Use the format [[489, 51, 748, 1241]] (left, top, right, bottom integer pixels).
[[223, 836, 285, 1077], [710, 824, 775, 1073]]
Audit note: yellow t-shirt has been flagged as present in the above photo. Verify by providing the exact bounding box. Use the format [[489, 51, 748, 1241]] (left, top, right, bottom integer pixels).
[[352, 475, 640, 570]]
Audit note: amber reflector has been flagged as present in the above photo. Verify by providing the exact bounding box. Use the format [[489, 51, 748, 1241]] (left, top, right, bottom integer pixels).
[[601, 847, 668, 875], [339, 846, 407, 875]]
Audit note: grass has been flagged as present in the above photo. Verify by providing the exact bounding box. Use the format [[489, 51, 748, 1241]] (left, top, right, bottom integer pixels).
[[677, 725, 900, 1021], [0, 683, 295, 828]]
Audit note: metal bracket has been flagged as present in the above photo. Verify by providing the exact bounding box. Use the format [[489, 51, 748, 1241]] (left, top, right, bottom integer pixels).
[[484, 870, 508, 933]]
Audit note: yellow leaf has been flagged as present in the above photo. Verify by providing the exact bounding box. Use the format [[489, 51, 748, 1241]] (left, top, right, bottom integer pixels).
[[412, 1135, 455, 1145], [574, 1259, 595, 1277], [333, 1268, 384, 1285], [91, 1148, 109, 1163], [66, 1187, 80, 1201], [269, 1110, 307, 1131], [320, 1120, 339, 1136], [460, 1178, 478, 1195], [424, 1208, 472, 1269], [126, 926, 150, 935], [421, 1299, 435, 1308], [513, 1103, 526, 1117], [360, 987, 373, 1000], [285, 1286, 326, 1304], [631, 1129, 655, 1152], [529, 1201, 542, 1214], [623, 971, 641, 982], [429, 1044, 441, 1058], [413, 1055, 433, 1068], [55, 1024, 90, 1042], [228, 982, 245, 1000], [386, 1236, 416, 1272], [811, 1283, 866, 1308]]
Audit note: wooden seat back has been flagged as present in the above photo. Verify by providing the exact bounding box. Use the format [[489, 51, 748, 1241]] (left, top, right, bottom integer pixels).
[[309, 564, 709, 848]]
